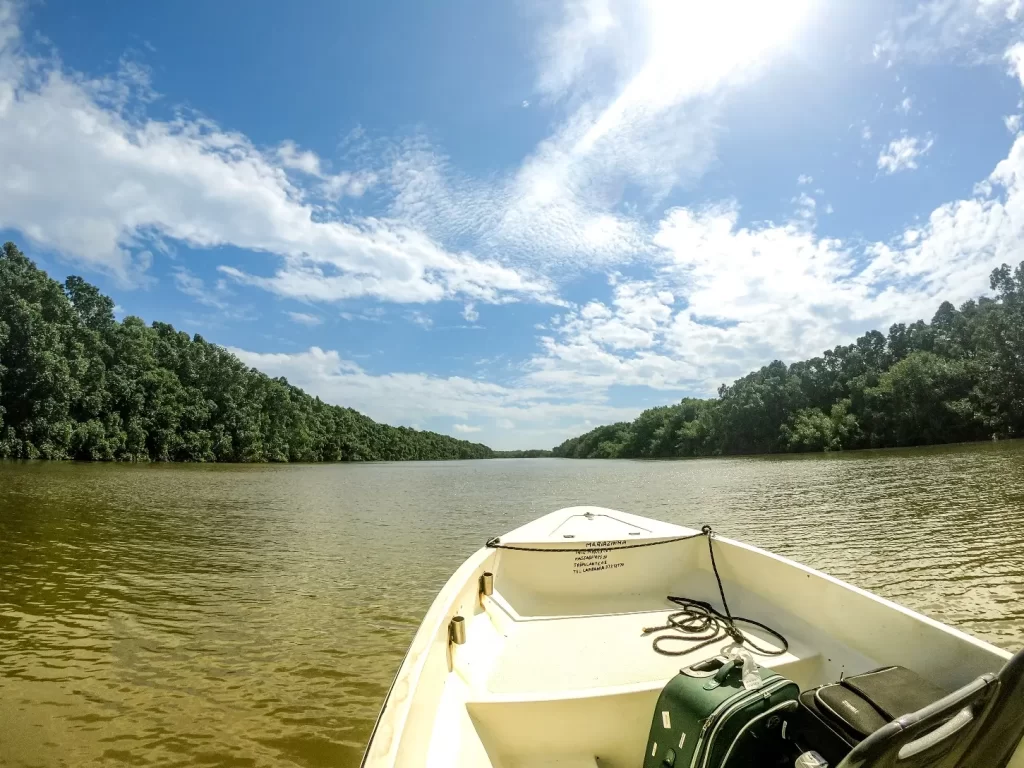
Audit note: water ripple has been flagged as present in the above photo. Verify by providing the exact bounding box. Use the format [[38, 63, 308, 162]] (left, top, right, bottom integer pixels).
[[1, 443, 1023, 766]]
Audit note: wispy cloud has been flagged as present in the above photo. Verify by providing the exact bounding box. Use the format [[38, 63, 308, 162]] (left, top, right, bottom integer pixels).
[[172, 268, 228, 310], [275, 140, 323, 176], [230, 346, 639, 449], [406, 310, 433, 329], [9, 0, 1024, 453], [876, 0, 1023, 62], [0, 4, 550, 307], [878, 135, 934, 174], [386, 0, 815, 276], [286, 311, 322, 326], [1006, 40, 1024, 84]]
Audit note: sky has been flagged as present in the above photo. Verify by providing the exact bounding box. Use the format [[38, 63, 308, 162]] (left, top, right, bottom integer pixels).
[[4, 0, 1024, 449]]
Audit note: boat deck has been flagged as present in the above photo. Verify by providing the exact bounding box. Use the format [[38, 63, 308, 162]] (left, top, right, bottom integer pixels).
[[459, 564, 874, 703], [480, 603, 809, 697], [437, 570, 869, 768], [362, 508, 1016, 768]]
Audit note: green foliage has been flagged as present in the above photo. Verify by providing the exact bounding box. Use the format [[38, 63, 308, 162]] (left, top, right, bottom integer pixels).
[[554, 261, 1024, 458], [0, 243, 494, 463], [492, 449, 554, 458]]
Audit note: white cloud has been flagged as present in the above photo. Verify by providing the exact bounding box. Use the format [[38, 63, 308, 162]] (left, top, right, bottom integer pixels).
[[319, 170, 378, 200], [525, 278, 700, 391], [453, 423, 483, 433], [900, 96, 914, 113], [876, 0, 1023, 61], [340, 307, 386, 323], [276, 140, 322, 176], [793, 192, 817, 220], [1005, 113, 1022, 132], [286, 311, 322, 326], [387, 0, 815, 274], [1006, 40, 1024, 85], [172, 267, 228, 309], [275, 139, 378, 199], [880, 130, 1024, 297], [535, 0, 617, 99], [244, 105, 1024, 428], [407, 310, 433, 329], [237, 123, 1024, 447], [386, 133, 649, 272], [797, 174, 813, 185], [229, 346, 640, 449], [9, 0, 1024, 455], [527, 118, 1024, 398], [0, 4, 549, 307], [878, 135, 934, 174]]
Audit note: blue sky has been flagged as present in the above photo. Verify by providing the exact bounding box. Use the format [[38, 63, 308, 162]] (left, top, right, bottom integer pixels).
[[4, 0, 1024, 449]]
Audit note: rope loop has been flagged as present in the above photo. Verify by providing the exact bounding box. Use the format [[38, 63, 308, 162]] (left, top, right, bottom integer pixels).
[[645, 532, 789, 659], [482, 521, 789, 661]]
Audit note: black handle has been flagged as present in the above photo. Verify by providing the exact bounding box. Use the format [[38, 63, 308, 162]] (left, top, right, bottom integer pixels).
[[713, 658, 741, 685], [839, 673, 997, 768]]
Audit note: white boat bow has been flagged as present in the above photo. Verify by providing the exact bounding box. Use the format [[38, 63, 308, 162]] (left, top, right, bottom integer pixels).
[[362, 506, 1023, 768]]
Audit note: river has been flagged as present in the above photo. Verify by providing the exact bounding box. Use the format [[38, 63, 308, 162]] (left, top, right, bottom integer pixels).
[[1, 441, 1023, 767]]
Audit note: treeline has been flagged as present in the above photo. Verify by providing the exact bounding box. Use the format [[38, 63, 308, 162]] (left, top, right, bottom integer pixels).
[[0, 243, 494, 462], [553, 261, 1024, 459], [492, 449, 554, 458]]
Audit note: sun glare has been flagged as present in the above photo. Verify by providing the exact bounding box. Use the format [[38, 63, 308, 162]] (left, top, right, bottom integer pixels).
[[644, 0, 814, 99]]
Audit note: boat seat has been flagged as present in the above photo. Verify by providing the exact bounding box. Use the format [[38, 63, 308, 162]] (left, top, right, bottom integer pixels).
[[830, 646, 1024, 768], [835, 672, 998, 768], [959, 646, 1024, 768]]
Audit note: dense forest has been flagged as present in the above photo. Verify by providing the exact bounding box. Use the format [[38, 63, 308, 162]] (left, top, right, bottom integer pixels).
[[554, 261, 1024, 459], [0, 243, 494, 462]]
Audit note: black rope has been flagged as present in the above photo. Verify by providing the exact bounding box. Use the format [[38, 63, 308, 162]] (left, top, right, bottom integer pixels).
[[483, 523, 789, 660], [484, 531, 705, 553], [642, 526, 789, 658]]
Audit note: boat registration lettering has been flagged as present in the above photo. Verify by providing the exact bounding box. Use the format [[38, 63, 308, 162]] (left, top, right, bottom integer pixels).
[[569, 548, 622, 573], [572, 540, 627, 574]]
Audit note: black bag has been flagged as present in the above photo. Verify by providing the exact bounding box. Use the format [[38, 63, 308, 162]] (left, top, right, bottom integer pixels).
[[786, 666, 949, 764]]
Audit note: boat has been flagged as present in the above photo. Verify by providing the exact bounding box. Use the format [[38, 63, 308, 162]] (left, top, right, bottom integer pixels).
[[361, 506, 1024, 767]]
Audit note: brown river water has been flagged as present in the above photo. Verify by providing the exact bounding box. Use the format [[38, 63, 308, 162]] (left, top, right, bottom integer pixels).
[[2, 441, 1023, 767]]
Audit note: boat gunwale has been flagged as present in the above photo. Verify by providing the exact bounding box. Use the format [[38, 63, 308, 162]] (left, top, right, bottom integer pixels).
[[361, 511, 1014, 765], [360, 546, 494, 767]]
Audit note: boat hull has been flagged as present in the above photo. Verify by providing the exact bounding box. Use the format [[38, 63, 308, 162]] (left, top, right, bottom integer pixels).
[[362, 507, 1023, 768]]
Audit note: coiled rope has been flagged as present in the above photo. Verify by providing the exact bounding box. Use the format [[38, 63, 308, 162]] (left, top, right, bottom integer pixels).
[[642, 526, 789, 657], [485, 523, 789, 659]]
